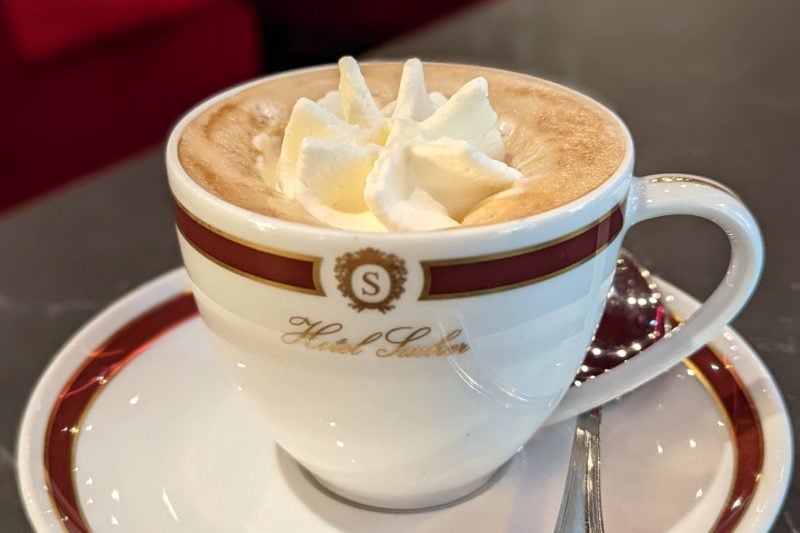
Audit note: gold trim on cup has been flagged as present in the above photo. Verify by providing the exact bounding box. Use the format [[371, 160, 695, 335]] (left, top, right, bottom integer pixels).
[[647, 175, 740, 199]]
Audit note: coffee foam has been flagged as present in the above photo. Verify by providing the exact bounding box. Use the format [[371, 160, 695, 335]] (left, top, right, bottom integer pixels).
[[178, 62, 627, 228]]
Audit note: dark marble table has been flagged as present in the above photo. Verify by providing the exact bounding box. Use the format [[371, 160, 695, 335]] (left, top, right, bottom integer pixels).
[[2, 0, 798, 530]]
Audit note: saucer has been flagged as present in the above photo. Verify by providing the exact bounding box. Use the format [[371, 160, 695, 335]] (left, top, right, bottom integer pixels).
[[17, 269, 792, 532]]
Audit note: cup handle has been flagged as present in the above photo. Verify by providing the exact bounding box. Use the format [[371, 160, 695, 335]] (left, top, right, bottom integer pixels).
[[546, 173, 764, 425]]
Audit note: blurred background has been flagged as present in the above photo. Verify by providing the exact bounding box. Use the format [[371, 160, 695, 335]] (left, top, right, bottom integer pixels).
[[2, 0, 798, 531], [1, 0, 484, 213]]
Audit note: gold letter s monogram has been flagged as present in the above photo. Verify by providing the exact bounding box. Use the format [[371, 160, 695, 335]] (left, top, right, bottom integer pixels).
[[361, 271, 381, 296]]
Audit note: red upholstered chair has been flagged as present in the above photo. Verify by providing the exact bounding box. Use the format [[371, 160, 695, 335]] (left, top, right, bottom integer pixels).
[[1, 0, 261, 212]]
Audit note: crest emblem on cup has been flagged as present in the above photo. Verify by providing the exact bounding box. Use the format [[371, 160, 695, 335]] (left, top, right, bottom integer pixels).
[[334, 248, 407, 313]]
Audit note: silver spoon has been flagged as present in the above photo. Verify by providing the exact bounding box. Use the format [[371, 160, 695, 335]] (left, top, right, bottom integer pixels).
[[554, 251, 672, 532]]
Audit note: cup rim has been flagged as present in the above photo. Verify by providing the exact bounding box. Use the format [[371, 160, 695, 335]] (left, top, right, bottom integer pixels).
[[166, 60, 635, 241]]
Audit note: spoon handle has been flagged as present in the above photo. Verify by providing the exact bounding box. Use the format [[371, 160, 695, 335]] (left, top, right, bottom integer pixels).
[[554, 408, 604, 533]]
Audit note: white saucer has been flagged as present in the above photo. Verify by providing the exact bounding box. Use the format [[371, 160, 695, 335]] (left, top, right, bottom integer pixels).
[[17, 269, 792, 532]]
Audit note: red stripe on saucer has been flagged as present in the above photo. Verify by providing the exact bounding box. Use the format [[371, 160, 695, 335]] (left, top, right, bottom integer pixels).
[[43, 293, 197, 532], [687, 347, 764, 532]]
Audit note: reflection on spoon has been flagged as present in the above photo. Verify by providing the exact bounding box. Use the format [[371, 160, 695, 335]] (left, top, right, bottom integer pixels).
[[578, 250, 671, 384], [555, 251, 672, 532]]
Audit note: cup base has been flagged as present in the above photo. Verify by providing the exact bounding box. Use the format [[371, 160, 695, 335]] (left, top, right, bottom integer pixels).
[[309, 466, 504, 511]]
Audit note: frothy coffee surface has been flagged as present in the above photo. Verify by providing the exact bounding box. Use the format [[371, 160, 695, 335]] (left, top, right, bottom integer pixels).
[[178, 62, 626, 228]]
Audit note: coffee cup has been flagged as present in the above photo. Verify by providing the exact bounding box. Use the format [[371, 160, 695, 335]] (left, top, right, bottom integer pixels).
[[166, 62, 763, 509]]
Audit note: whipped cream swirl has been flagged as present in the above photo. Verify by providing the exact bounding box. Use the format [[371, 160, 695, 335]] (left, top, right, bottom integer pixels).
[[263, 57, 521, 231]]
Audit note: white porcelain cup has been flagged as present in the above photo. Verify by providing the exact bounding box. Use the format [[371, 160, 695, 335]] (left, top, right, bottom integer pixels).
[[166, 64, 763, 509]]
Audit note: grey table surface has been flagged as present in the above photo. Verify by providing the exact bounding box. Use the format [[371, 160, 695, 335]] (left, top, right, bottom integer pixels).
[[2, 0, 798, 531]]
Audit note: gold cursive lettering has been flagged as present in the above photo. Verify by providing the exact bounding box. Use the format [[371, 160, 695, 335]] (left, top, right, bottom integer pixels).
[[281, 316, 382, 355], [281, 317, 470, 358], [281, 316, 343, 345], [375, 328, 470, 357], [377, 327, 431, 357]]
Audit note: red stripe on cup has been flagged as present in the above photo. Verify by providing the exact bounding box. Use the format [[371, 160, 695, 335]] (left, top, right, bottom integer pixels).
[[173, 199, 324, 295], [421, 203, 625, 299]]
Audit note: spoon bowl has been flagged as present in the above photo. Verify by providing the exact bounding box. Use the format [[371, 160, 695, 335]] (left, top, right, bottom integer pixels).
[[578, 250, 672, 383]]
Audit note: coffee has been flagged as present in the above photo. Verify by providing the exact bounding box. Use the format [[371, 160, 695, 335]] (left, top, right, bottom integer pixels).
[[178, 62, 626, 228]]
